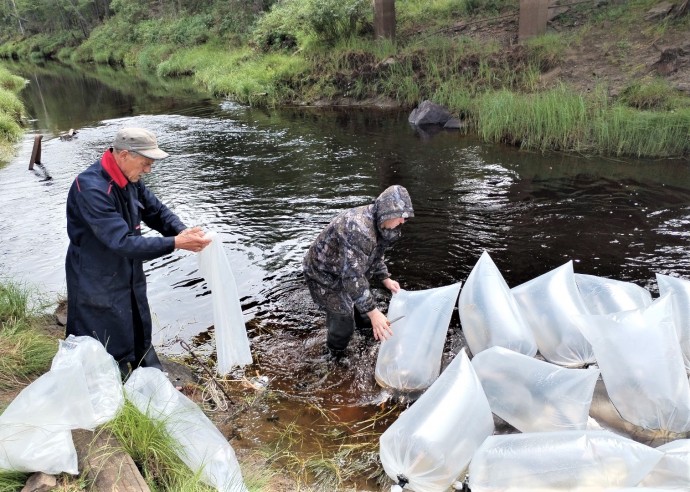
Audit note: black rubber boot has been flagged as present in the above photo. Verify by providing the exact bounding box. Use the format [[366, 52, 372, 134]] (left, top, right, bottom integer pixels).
[[325, 310, 355, 353], [118, 360, 131, 381], [138, 345, 164, 371]]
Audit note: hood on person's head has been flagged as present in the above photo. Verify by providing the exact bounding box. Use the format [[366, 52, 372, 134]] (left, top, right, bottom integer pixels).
[[113, 127, 169, 160], [374, 185, 414, 237]]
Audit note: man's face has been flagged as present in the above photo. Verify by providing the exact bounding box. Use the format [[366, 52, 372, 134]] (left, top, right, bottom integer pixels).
[[382, 217, 405, 229], [119, 150, 154, 182]]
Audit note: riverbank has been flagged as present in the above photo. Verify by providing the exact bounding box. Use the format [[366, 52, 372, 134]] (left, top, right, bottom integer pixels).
[[0, 67, 25, 163], [0, 0, 688, 158]]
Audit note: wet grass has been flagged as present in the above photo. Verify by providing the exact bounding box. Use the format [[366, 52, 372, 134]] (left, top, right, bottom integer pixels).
[[264, 402, 399, 490]]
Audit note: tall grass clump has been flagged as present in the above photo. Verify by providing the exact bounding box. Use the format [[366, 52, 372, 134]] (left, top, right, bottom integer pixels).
[[593, 105, 690, 157], [477, 85, 690, 157], [478, 85, 589, 151], [105, 401, 267, 491], [619, 77, 687, 111], [103, 401, 201, 489], [0, 281, 57, 390]]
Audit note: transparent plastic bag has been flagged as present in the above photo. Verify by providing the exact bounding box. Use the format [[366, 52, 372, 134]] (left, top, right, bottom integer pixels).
[[575, 273, 652, 315], [575, 296, 690, 433], [0, 366, 86, 474], [0, 335, 123, 474], [124, 367, 248, 492], [458, 251, 537, 357], [379, 349, 494, 492], [656, 273, 690, 373], [472, 346, 599, 433], [468, 430, 663, 491], [50, 335, 123, 428], [375, 283, 462, 391], [640, 439, 690, 489], [512, 261, 595, 367], [198, 231, 252, 375], [0, 426, 77, 474]]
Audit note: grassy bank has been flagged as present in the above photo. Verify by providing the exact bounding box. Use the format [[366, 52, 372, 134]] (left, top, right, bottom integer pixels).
[[1, 0, 689, 158], [0, 67, 25, 164]]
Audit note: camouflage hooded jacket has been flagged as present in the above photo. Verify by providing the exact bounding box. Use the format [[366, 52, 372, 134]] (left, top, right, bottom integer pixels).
[[303, 185, 414, 315]]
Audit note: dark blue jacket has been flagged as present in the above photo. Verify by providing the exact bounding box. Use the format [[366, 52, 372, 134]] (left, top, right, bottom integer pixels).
[[65, 150, 186, 362]]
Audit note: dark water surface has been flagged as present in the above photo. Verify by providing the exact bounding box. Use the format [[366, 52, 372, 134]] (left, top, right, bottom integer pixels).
[[2, 61, 690, 486]]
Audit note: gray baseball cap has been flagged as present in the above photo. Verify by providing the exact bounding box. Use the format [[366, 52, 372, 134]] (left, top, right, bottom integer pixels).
[[113, 128, 170, 160]]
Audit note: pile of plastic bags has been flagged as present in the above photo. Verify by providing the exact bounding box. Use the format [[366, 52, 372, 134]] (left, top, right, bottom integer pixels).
[[0, 335, 248, 492], [379, 251, 690, 491]]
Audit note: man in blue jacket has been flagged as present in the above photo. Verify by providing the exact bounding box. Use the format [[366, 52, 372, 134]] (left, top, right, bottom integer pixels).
[[65, 127, 211, 378]]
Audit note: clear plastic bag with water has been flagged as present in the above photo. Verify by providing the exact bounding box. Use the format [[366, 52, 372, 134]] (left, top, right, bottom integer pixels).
[[0, 366, 83, 474], [375, 282, 462, 391], [575, 273, 652, 315], [379, 348, 494, 492], [0, 335, 122, 474], [656, 273, 690, 373], [125, 367, 248, 492], [512, 261, 595, 367], [468, 430, 664, 491], [472, 345, 600, 433], [198, 231, 252, 375], [640, 438, 690, 488], [458, 251, 537, 357], [575, 295, 690, 433], [50, 335, 124, 428]]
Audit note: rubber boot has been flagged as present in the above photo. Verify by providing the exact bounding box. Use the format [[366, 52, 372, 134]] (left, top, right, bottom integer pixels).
[[118, 360, 131, 381], [138, 345, 164, 371]]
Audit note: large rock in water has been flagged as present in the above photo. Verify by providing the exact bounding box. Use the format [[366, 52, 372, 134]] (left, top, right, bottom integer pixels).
[[408, 100, 452, 126]]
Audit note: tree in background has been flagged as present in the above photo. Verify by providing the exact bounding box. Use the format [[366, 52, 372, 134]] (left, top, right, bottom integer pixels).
[[374, 0, 395, 40]]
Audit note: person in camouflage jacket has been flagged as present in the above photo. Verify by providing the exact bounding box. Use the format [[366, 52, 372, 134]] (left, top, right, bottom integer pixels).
[[303, 185, 414, 357]]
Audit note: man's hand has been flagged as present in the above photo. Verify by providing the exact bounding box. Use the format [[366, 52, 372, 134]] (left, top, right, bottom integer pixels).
[[368, 308, 393, 341], [382, 277, 400, 294], [174, 227, 211, 253]]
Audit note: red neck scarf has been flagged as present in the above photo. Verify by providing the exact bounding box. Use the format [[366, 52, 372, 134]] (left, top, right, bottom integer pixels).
[[100, 149, 128, 188]]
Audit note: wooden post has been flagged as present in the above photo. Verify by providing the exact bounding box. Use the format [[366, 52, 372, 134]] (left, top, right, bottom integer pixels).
[[519, 0, 549, 43], [374, 0, 396, 41], [28, 134, 42, 170]]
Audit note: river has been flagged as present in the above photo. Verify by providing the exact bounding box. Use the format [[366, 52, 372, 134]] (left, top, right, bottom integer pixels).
[[1, 61, 690, 488]]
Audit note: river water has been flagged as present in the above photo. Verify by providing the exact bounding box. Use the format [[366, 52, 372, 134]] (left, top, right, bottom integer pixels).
[[2, 61, 690, 487]]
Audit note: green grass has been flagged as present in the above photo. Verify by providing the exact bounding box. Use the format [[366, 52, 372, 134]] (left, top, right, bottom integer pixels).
[[0, 281, 57, 391], [0, 67, 25, 164], [104, 400, 270, 491], [476, 85, 690, 156]]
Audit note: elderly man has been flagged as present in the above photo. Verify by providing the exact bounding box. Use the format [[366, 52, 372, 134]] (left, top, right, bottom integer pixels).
[[65, 127, 211, 378], [303, 185, 414, 359]]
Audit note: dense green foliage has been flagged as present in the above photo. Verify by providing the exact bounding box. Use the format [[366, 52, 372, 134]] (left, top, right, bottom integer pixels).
[[0, 0, 688, 157], [0, 67, 25, 163]]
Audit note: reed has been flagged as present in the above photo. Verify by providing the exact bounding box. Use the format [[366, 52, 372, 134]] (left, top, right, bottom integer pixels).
[[477, 86, 588, 151], [476, 85, 690, 156]]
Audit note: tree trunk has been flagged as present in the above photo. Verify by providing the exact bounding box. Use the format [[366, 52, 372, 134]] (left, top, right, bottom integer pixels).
[[373, 0, 395, 41], [9, 0, 25, 36]]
